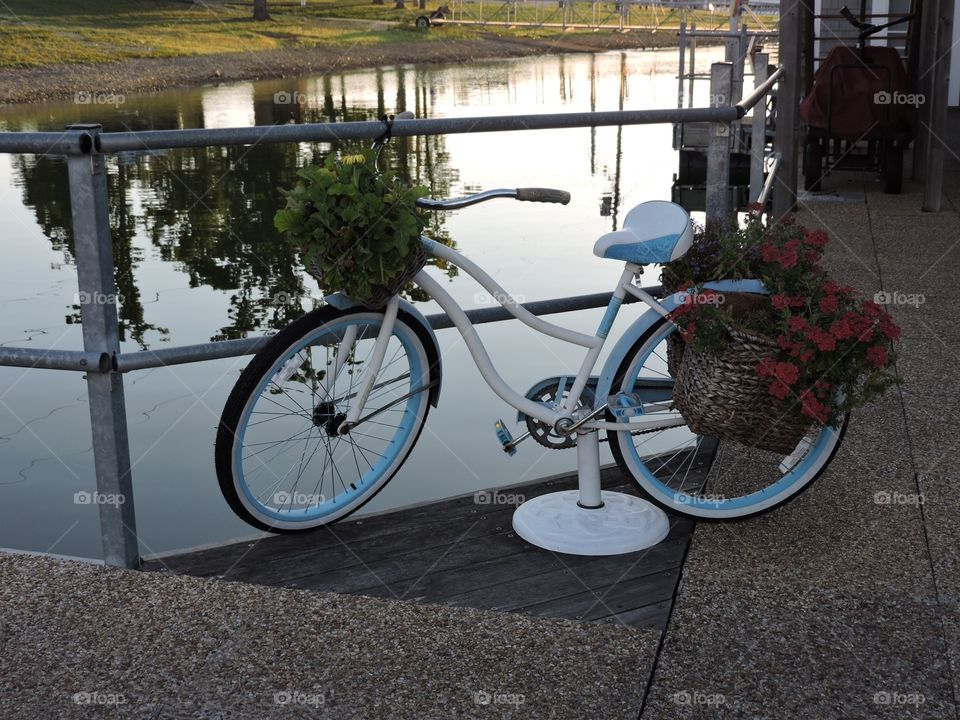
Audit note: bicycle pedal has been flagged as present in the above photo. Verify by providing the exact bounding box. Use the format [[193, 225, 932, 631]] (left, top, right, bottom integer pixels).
[[608, 391, 645, 421], [494, 419, 517, 457]]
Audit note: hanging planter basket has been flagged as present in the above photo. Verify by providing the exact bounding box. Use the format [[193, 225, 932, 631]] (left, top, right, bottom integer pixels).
[[666, 291, 774, 379], [672, 327, 812, 455], [306, 243, 427, 311]]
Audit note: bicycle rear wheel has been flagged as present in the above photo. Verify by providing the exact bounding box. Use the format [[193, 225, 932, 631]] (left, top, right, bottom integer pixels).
[[215, 305, 434, 532], [607, 317, 848, 521]]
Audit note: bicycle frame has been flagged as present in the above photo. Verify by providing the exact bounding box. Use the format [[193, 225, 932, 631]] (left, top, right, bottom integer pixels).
[[342, 235, 679, 437]]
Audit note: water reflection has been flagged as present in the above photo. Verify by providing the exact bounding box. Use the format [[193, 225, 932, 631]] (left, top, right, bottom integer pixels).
[[0, 48, 723, 558], [0, 52, 658, 345], [7, 68, 466, 343]]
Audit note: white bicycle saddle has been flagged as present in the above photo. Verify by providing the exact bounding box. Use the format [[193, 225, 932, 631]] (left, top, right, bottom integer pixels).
[[593, 200, 694, 265]]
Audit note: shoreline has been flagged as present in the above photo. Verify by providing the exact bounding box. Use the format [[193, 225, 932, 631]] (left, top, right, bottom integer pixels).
[[0, 32, 687, 107]]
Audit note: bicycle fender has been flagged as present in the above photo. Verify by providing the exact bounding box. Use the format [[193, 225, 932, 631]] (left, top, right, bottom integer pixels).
[[324, 293, 442, 407], [593, 279, 768, 409]]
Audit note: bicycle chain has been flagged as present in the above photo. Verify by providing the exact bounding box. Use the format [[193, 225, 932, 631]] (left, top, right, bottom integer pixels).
[[528, 413, 671, 447], [598, 423, 670, 444]]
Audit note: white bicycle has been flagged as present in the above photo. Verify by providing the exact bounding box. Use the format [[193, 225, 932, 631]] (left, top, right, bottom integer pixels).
[[215, 131, 847, 553]]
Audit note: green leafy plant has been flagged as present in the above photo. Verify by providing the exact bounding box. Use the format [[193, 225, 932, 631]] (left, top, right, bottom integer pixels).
[[274, 148, 428, 303], [666, 209, 901, 426], [660, 213, 766, 294]]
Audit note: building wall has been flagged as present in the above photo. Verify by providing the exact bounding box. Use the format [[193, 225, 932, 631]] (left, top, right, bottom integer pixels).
[[809, 0, 957, 105], [814, 0, 911, 69]]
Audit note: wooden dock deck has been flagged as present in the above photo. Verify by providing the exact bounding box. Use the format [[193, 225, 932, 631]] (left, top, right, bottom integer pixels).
[[144, 445, 715, 631]]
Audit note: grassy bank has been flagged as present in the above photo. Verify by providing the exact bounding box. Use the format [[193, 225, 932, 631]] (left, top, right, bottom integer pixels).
[[0, 0, 431, 68], [0, 0, 774, 69]]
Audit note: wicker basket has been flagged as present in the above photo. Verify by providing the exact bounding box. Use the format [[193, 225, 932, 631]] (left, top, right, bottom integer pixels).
[[666, 334, 685, 378], [665, 291, 773, 379], [307, 244, 427, 311], [672, 327, 811, 454]]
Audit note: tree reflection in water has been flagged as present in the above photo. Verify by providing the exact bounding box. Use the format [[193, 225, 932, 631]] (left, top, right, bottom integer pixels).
[[10, 67, 458, 347]]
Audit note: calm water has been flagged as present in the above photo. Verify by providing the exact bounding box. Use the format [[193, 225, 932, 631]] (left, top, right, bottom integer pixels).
[[0, 46, 723, 560]]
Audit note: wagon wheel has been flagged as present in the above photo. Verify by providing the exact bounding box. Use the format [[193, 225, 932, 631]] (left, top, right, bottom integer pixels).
[[803, 135, 824, 192], [882, 141, 903, 194]]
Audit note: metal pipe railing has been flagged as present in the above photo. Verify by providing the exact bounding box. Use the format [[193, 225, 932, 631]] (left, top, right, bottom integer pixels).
[[0, 130, 91, 155], [736, 66, 784, 115], [757, 152, 782, 206], [0, 347, 109, 372], [95, 108, 740, 153], [0, 66, 783, 568], [114, 288, 662, 373]]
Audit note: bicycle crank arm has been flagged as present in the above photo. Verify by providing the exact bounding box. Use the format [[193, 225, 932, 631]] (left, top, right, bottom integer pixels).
[[499, 405, 607, 457], [338, 378, 439, 434], [554, 404, 609, 435]]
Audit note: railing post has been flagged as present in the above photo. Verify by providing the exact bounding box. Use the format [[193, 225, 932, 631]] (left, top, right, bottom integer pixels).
[[749, 53, 770, 202], [706, 62, 733, 229], [773, 0, 803, 217], [675, 22, 687, 148], [921, 0, 953, 211], [687, 24, 697, 108], [66, 125, 140, 569]]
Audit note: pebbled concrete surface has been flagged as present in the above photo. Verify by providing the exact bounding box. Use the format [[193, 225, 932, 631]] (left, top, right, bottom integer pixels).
[[641, 132, 960, 719], [0, 551, 659, 720]]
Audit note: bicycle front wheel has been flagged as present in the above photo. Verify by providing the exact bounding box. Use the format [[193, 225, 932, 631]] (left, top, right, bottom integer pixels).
[[215, 305, 435, 532], [607, 317, 848, 521]]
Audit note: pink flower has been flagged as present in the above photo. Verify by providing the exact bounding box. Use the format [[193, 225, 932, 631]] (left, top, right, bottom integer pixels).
[[778, 249, 799, 268], [805, 326, 836, 352], [880, 319, 901, 340], [756, 358, 778, 379], [769, 380, 791, 400], [863, 301, 884, 317], [800, 390, 830, 423], [829, 317, 854, 340], [679, 323, 697, 343], [866, 345, 888, 368], [760, 243, 780, 263], [773, 361, 799, 385]]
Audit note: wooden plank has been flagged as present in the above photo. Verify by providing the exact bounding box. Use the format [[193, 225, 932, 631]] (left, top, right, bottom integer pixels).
[[144, 466, 631, 575], [288, 529, 540, 595], [429, 524, 692, 612], [144, 450, 706, 630], [520, 568, 682, 623]]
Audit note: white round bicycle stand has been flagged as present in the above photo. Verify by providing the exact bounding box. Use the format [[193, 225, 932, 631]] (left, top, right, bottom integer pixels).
[[511, 431, 669, 555]]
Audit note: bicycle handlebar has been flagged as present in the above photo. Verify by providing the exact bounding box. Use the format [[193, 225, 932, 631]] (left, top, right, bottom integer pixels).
[[839, 6, 869, 29], [839, 5, 912, 41], [416, 187, 570, 211]]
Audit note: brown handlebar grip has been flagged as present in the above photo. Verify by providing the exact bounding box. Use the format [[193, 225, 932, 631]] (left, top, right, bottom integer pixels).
[[515, 188, 571, 205]]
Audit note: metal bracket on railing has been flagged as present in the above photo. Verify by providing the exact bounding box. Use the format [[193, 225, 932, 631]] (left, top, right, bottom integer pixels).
[[64, 123, 102, 155]]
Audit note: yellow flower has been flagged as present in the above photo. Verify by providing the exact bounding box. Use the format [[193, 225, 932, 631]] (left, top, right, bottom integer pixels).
[[342, 154, 366, 166]]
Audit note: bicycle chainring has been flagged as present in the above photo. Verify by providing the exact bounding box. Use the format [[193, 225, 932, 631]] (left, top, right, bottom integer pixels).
[[525, 385, 579, 449]]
